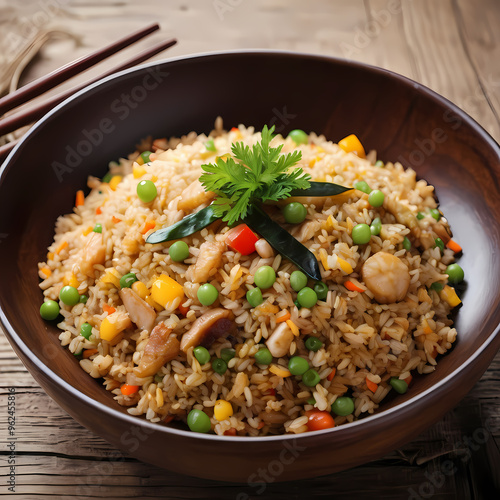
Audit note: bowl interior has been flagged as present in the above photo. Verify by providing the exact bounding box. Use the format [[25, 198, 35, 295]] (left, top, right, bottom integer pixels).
[[1, 51, 500, 426]]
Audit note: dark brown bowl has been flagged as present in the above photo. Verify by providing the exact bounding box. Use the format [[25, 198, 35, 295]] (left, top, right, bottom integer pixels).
[[1, 51, 499, 482]]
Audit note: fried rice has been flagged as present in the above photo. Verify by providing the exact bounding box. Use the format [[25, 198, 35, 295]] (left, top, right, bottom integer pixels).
[[37, 119, 461, 436]]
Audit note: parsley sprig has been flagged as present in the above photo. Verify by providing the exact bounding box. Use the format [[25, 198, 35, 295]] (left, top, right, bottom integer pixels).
[[200, 125, 311, 225]]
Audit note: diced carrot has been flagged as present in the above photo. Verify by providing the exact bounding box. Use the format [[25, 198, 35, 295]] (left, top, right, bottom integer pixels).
[[103, 303, 116, 315], [345, 280, 364, 293], [164, 415, 175, 424], [40, 266, 51, 278], [404, 375, 413, 385], [225, 224, 258, 255], [306, 410, 335, 431], [275, 311, 291, 323], [112, 216, 121, 224], [266, 388, 276, 396], [257, 421, 265, 429], [120, 384, 139, 396], [56, 241, 68, 255], [83, 349, 98, 359], [75, 190, 85, 207], [141, 220, 156, 234], [286, 319, 300, 336], [178, 303, 190, 316], [223, 428, 237, 436], [327, 368, 336, 381], [95, 206, 102, 215], [366, 377, 378, 393], [230, 127, 239, 132], [446, 239, 462, 253]]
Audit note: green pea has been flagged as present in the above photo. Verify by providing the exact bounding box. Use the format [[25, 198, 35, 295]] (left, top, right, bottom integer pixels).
[[101, 172, 112, 183], [93, 223, 102, 233], [137, 180, 157, 203], [290, 270, 308, 291], [352, 223, 371, 245], [370, 217, 382, 236], [39, 300, 60, 320], [140, 151, 152, 163], [120, 272, 138, 288], [59, 286, 80, 306], [434, 238, 444, 253], [288, 356, 309, 376], [220, 348, 236, 363], [169, 241, 190, 262], [254, 347, 272, 365], [331, 396, 355, 416], [74, 350, 83, 357], [353, 180, 371, 194], [430, 208, 441, 221], [430, 282, 444, 292], [305, 337, 323, 352], [297, 287, 317, 308], [79, 294, 88, 304], [313, 281, 328, 300], [154, 374, 163, 384], [374, 160, 384, 168], [283, 202, 307, 224], [368, 189, 384, 207], [416, 212, 425, 220], [306, 397, 316, 405], [294, 299, 301, 309], [445, 264, 464, 284], [254, 266, 276, 289], [187, 409, 211, 433], [80, 323, 92, 340], [389, 377, 408, 394], [205, 139, 216, 152], [288, 129, 308, 145], [193, 346, 210, 365], [302, 368, 320, 387], [403, 236, 411, 251], [246, 287, 264, 308], [212, 358, 227, 374], [197, 283, 219, 306]]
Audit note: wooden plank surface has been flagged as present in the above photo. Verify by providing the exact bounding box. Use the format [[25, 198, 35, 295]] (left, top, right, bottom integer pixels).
[[1, 0, 500, 498]]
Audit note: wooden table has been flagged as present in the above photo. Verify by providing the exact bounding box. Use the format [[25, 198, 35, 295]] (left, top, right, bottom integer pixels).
[[1, 0, 499, 498]]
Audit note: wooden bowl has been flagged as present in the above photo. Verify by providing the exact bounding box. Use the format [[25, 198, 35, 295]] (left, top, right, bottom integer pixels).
[[1, 51, 499, 481]]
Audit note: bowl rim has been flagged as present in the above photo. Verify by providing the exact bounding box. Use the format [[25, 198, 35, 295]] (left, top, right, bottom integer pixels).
[[1, 48, 500, 442]]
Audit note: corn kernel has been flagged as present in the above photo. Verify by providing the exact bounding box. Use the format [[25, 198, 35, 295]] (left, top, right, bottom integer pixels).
[[337, 257, 353, 274], [133, 164, 147, 178], [109, 175, 122, 191], [132, 281, 149, 300], [319, 248, 330, 271], [213, 400, 233, 421], [63, 272, 80, 288], [101, 268, 121, 288], [269, 364, 291, 378], [47, 252, 54, 261], [338, 134, 366, 158], [83, 226, 93, 236], [99, 312, 131, 341], [286, 320, 300, 337], [136, 156, 145, 166], [156, 387, 164, 408], [440, 285, 461, 308], [151, 175, 158, 183], [145, 294, 163, 312]]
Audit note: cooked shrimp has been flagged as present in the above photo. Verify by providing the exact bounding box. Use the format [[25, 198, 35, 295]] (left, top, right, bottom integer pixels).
[[361, 252, 410, 304], [76, 232, 106, 277], [119, 287, 156, 332], [186, 240, 225, 283]]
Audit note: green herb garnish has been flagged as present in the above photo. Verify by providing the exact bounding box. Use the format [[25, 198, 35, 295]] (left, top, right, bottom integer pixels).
[[199, 125, 311, 225]]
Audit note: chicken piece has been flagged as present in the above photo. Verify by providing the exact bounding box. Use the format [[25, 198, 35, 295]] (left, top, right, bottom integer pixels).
[[186, 240, 225, 283], [119, 287, 156, 332], [77, 232, 106, 277], [133, 322, 180, 377], [265, 322, 294, 358], [177, 179, 215, 212], [180, 308, 233, 353], [383, 197, 419, 231], [361, 252, 410, 304]]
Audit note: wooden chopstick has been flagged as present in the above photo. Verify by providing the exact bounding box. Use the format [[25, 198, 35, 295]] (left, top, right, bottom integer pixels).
[[0, 23, 160, 116], [0, 37, 177, 140]]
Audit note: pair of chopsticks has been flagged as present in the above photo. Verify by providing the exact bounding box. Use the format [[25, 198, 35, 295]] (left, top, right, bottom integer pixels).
[[0, 24, 177, 162]]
